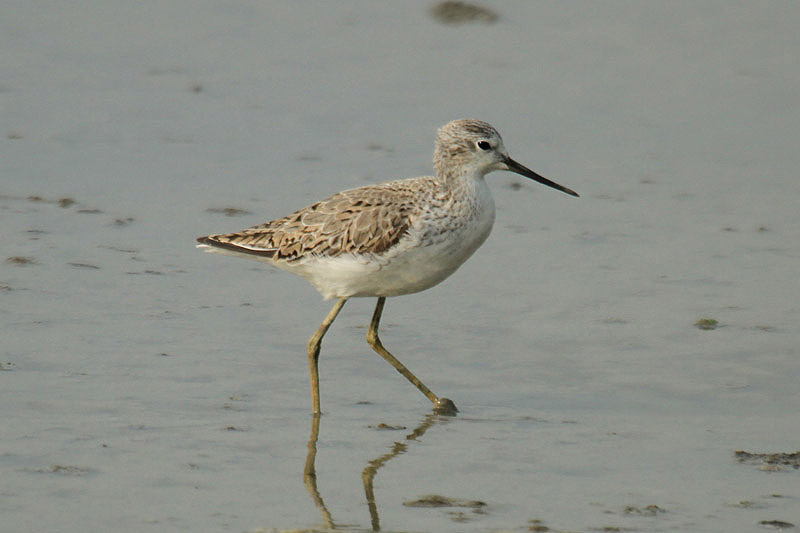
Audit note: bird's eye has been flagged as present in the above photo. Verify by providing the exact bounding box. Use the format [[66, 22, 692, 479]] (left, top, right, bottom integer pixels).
[[477, 140, 491, 151]]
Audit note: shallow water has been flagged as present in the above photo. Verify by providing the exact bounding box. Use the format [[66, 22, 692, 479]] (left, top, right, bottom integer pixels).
[[2, 2, 799, 531]]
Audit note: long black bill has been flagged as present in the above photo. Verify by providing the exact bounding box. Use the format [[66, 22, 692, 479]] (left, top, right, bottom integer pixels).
[[504, 157, 579, 197]]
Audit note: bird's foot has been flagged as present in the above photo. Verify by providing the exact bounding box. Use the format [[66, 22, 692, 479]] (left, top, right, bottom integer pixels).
[[433, 397, 458, 416]]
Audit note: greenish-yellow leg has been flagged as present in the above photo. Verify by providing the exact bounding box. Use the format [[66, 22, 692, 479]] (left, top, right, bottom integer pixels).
[[366, 297, 458, 415], [307, 298, 348, 415]]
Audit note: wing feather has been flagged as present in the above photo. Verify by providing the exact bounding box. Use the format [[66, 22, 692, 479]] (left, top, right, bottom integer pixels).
[[196, 178, 434, 261]]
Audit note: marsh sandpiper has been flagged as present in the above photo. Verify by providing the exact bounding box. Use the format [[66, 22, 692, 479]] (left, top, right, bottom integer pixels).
[[197, 119, 578, 416]]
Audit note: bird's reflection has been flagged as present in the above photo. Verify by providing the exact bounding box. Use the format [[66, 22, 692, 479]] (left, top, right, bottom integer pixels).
[[303, 411, 446, 531], [303, 414, 336, 529]]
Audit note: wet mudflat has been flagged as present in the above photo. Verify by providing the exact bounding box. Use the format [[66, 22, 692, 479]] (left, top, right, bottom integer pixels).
[[2, 2, 799, 531]]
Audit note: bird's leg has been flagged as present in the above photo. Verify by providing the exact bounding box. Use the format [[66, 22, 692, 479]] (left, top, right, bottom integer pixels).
[[307, 298, 348, 416], [366, 297, 458, 415]]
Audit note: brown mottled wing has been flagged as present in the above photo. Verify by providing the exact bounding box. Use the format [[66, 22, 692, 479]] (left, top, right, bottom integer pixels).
[[197, 181, 424, 261]]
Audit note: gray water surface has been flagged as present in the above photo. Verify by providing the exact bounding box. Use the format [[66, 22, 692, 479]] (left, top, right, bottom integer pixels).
[[2, 2, 798, 531]]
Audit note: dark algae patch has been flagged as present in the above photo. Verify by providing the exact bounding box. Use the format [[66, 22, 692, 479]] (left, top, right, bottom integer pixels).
[[35, 465, 92, 476], [623, 504, 666, 516], [403, 494, 486, 508], [6, 256, 36, 266], [735, 450, 800, 471], [404, 494, 488, 524], [694, 317, 719, 330], [759, 520, 795, 529], [527, 518, 550, 531], [205, 207, 252, 217], [430, 1, 498, 25]]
